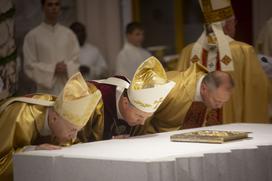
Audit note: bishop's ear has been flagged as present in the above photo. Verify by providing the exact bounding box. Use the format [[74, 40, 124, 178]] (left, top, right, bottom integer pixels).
[[123, 96, 130, 106], [201, 82, 208, 91], [48, 108, 58, 123]]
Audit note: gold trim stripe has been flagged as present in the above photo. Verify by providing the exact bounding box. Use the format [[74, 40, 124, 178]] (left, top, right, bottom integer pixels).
[[203, 7, 233, 23], [201, 0, 233, 23]]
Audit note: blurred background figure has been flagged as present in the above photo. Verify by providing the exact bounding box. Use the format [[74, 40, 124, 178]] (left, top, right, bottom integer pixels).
[[258, 54, 272, 120], [70, 21, 108, 80], [115, 21, 151, 80], [256, 17, 272, 57], [255, 17, 272, 82], [258, 54, 272, 80], [23, 0, 79, 95], [0, 0, 17, 101]]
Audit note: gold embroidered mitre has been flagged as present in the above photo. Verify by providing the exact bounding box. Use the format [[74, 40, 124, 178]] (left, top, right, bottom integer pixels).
[[199, 0, 234, 23], [54, 72, 101, 127], [128, 56, 175, 113]]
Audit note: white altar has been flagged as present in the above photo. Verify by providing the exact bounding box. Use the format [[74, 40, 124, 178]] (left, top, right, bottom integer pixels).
[[14, 123, 272, 181]]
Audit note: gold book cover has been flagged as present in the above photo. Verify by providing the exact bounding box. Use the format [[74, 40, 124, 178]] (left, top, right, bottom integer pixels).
[[170, 130, 249, 144]]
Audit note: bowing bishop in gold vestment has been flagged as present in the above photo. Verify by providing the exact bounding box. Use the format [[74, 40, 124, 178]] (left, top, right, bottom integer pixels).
[[134, 63, 234, 135], [0, 72, 101, 181], [78, 56, 175, 141]]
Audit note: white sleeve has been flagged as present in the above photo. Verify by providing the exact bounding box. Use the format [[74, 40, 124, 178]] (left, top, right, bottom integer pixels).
[[65, 32, 80, 78], [23, 33, 56, 89], [115, 52, 130, 78], [93, 49, 108, 77]]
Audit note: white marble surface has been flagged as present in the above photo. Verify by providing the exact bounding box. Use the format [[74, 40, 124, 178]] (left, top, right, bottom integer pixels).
[[14, 123, 272, 181]]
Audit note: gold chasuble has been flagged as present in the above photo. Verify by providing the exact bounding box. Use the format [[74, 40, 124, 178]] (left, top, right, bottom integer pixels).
[[177, 41, 271, 123], [0, 72, 100, 181], [0, 94, 54, 181], [134, 63, 213, 135]]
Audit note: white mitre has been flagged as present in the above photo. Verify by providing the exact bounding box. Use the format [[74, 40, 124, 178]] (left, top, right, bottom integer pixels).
[[128, 56, 175, 113]]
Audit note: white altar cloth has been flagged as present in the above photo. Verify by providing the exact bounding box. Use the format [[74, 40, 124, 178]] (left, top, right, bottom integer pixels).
[[14, 123, 272, 181]]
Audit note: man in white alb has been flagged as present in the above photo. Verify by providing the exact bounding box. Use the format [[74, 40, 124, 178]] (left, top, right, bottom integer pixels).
[[23, 0, 80, 95], [115, 22, 151, 80]]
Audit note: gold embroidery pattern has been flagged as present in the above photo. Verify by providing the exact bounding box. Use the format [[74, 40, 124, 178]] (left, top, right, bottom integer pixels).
[[133, 100, 152, 108], [203, 7, 233, 23], [207, 35, 217, 44], [191, 55, 200, 63], [221, 55, 231, 65], [133, 97, 164, 109], [153, 97, 164, 109], [201, 0, 233, 23]]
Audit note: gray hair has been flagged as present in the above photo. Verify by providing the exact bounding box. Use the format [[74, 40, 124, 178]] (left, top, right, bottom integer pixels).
[[202, 71, 234, 90]]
